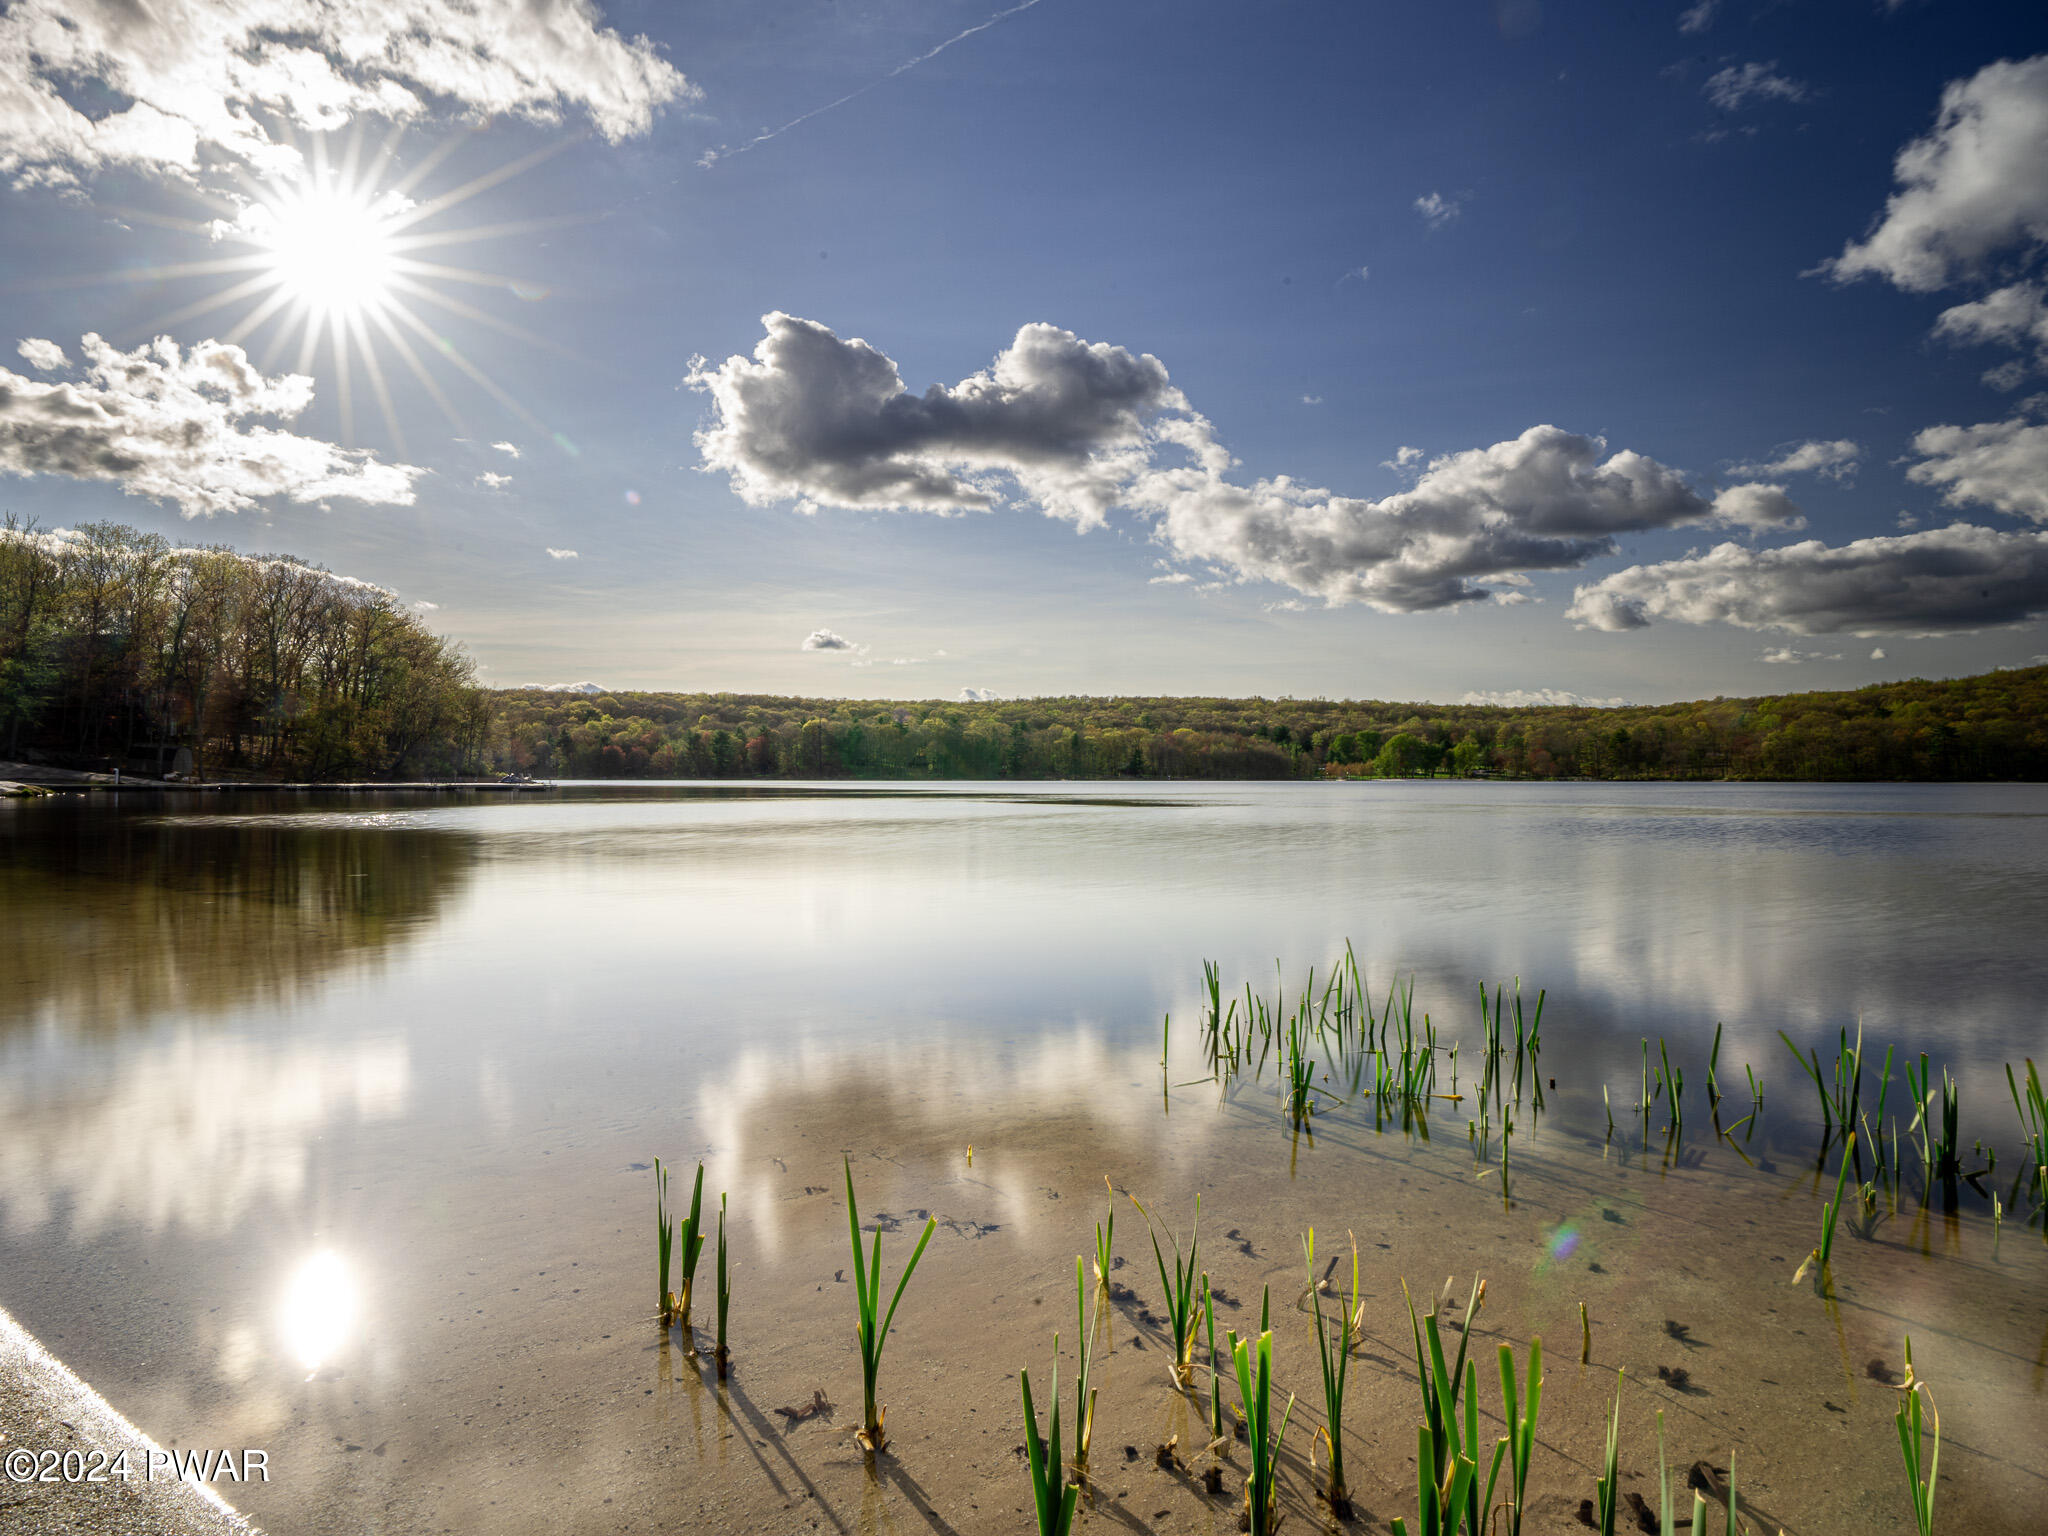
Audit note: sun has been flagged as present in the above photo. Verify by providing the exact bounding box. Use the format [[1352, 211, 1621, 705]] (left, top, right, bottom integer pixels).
[[248, 183, 402, 317], [95, 126, 575, 455]]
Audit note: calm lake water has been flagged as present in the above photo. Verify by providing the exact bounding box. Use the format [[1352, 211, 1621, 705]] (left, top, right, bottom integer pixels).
[[3, 782, 2044, 1534]]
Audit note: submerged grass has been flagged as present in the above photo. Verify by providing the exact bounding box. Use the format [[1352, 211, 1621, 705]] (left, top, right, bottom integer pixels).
[[1070, 1257, 1099, 1484], [1796, 1130, 1857, 1287], [843, 1156, 938, 1453], [715, 1191, 731, 1378]]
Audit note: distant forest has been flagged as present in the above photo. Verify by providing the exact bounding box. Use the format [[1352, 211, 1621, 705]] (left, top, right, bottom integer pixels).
[[492, 667, 2048, 783], [8, 520, 2043, 785]]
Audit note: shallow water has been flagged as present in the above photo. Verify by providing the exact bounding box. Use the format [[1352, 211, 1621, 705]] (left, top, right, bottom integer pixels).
[[2, 781, 2044, 1534]]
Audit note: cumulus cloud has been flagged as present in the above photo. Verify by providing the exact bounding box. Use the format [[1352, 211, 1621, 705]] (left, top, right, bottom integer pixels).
[[475, 470, 512, 490], [545, 547, 578, 560], [1414, 191, 1462, 229], [0, 332, 419, 516], [1704, 62, 1809, 112], [535, 681, 603, 694], [691, 315, 1783, 612], [1760, 646, 1842, 664], [1301, 394, 1324, 405], [1871, 647, 1887, 659], [412, 599, 439, 612], [1934, 282, 2048, 378], [1458, 688, 1630, 708], [491, 440, 522, 458], [1677, 0, 1719, 34], [1822, 55, 2048, 292], [1904, 402, 2048, 522], [1728, 438, 1861, 481], [1567, 523, 2048, 636], [0, 0, 695, 186], [958, 687, 1001, 702], [16, 338, 64, 371], [801, 628, 855, 651], [1382, 445, 1425, 473]]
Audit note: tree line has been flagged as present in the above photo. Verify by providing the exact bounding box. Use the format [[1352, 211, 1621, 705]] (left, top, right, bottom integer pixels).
[[490, 666, 2048, 783], [2, 519, 487, 780]]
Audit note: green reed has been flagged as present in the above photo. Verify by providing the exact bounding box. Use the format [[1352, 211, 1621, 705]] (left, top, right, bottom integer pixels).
[[843, 1155, 937, 1452], [1655, 1409, 1675, 1536], [1496, 1336, 1543, 1536], [1131, 1190, 1204, 1387], [1093, 1181, 1116, 1287], [1203, 1271, 1224, 1439], [1593, 1370, 1624, 1536], [1796, 1130, 1857, 1287], [2008, 1058, 2046, 1199], [1070, 1257, 1099, 1484], [1781, 1021, 1870, 1135], [714, 1191, 731, 1378], [674, 1161, 708, 1344], [1021, 1339, 1080, 1536], [1905, 1053, 1962, 1188], [655, 1159, 675, 1327], [1401, 1277, 1498, 1536], [1895, 1336, 1939, 1536], [1707, 1021, 1723, 1107], [1227, 1293, 1296, 1536], [1302, 1230, 1358, 1516]]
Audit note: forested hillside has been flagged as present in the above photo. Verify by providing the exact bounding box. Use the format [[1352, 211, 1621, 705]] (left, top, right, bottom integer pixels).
[[2, 519, 487, 780], [489, 667, 2048, 782]]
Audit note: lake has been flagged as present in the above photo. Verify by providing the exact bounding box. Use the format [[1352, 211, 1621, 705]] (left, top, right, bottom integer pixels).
[[3, 781, 2044, 1534]]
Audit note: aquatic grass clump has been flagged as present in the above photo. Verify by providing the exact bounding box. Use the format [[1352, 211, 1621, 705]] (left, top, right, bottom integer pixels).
[[1094, 1179, 1116, 1287], [1397, 1277, 1498, 1536], [1906, 1053, 1962, 1188], [1021, 1340, 1081, 1536], [1780, 1021, 1871, 1138], [1592, 1370, 1624, 1536], [715, 1191, 732, 1378], [655, 1160, 675, 1327], [2008, 1059, 2046, 1200], [1895, 1336, 1940, 1536], [1130, 1190, 1204, 1387], [1227, 1292, 1297, 1536], [1795, 1130, 1857, 1287], [1070, 1257, 1100, 1483], [1496, 1336, 1543, 1536], [843, 1155, 938, 1453], [1301, 1230, 1358, 1517], [655, 1159, 708, 1339]]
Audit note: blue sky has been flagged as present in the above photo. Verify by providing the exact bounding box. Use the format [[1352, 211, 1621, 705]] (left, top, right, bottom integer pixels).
[[3, 0, 2047, 703]]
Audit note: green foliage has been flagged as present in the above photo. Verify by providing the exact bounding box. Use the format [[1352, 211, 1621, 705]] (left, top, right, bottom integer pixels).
[[1227, 1296, 1296, 1536], [0, 518, 483, 779], [477, 665, 2048, 782], [1895, 1337, 1939, 1536], [1129, 1190, 1204, 1387], [1302, 1230, 1357, 1513], [1022, 1346, 1081, 1536]]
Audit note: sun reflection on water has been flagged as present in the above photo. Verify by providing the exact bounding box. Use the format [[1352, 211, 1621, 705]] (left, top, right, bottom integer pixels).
[[281, 1250, 357, 1377]]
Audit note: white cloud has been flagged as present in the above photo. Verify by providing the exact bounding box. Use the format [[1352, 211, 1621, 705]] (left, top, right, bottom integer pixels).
[[534, 681, 603, 694], [1727, 438, 1861, 482], [1871, 647, 1887, 659], [1382, 445, 1425, 473], [1568, 523, 2048, 636], [15, 338, 64, 370], [1149, 572, 1194, 585], [1414, 191, 1462, 229], [475, 470, 513, 490], [491, 440, 522, 458], [412, 599, 439, 612], [1905, 403, 2048, 522], [0, 0, 695, 186], [801, 627, 855, 651], [545, 547, 578, 560], [1458, 688, 1630, 708], [1704, 62, 1809, 112], [1984, 360, 2034, 392], [958, 687, 1001, 702], [691, 314, 1801, 612], [1677, 0, 1719, 35], [1821, 55, 2048, 293], [0, 332, 419, 516], [1301, 394, 1323, 405], [1933, 282, 2048, 377], [1760, 646, 1842, 664], [1708, 482, 1806, 530]]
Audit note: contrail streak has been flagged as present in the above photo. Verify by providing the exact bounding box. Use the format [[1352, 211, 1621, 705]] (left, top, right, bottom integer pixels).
[[699, 0, 1048, 167]]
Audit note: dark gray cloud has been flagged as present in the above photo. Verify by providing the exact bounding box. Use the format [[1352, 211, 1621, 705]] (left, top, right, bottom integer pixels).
[[1568, 523, 2048, 636], [691, 314, 1794, 612]]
